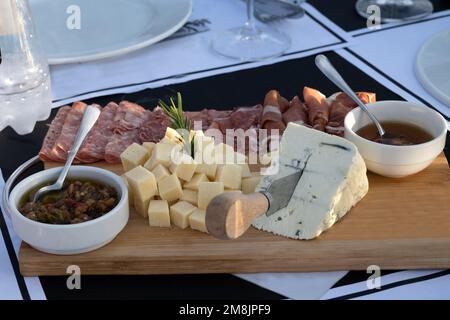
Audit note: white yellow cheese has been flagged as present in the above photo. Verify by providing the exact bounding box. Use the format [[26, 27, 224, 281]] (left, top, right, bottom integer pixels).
[[133, 194, 150, 218], [158, 174, 183, 202], [144, 143, 178, 170], [120, 174, 134, 207], [241, 176, 262, 194], [148, 200, 170, 227], [216, 164, 242, 190], [142, 142, 156, 155], [124, 166, 157, 202], [169, 154, 197, 181], [189, 209, 208, 233], [170, 201, 197, 229], [183, 173, 209, 191], [152, 164, 171, 182], [195, 163, 217, 180], [198, 181, 224, 209], [252, 123, 369, 240], [180, 189, 198, 205], [120, 143, 150, 172]]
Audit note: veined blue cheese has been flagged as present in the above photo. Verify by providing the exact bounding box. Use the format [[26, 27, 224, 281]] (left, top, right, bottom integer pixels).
[[252, 123, 369, 240]]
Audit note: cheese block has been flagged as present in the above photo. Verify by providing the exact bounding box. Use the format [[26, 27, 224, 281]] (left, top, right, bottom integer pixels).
[[224, 189, 242, 193], [120, 174, 134, 207], [240, 163, 252, 178], [148, 200, 170, 227], [183, 173, 209, 191], [214, 143, 236, 164], [120, 143, 150, 172], [198, 181, 224, 209], [133, 194, 150, 218], [216, 164, 242, 190], [170, 201, 197, 229], [169, 154, 197, 181], [252, 123, 369, 240], [241, 176, 262, 194], [158, 174, 183, 202], [144, 143, 178, 170], [124, 166, 157, 202], [180, 189, 198, 205], [152, 164, 171, 182], [142, 142, 156, 154], [189, 209, 207, 233], [195, 163, 217, 180]]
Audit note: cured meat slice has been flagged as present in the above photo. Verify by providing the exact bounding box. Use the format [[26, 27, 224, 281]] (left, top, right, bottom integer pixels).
[[208, 105, 262, 133], [328, 92, 376, 108], [76, 102, 118, 163], [139, 108, 172, 143], [104, 101, 149, 163], [261, 90, 286, 134], [303, 87, 329, 131], [325, 101, 353, 136], [282, 96, 309, 126], [39, 106, 71, 162], [51, 102, 89, 162], [185, 109, 210, 131]]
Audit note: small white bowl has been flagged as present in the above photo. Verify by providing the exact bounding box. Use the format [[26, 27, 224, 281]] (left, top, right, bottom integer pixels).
[[344, 100, 447, 178], [9, 166, 129, 255]]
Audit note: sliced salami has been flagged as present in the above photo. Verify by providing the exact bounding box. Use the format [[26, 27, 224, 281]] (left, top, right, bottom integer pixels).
[[76, 102, 118, 163], [39, 106, 72, 162], [139, 108, 172, 143]]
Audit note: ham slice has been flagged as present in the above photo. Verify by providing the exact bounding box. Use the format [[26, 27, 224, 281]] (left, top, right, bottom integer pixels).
[[76, 102, 118, 163], [261, 90, 286, 134], [282, 96, 309, 126], [328, 92, 376, 108], [39, 106, 72, 162], [139, 108, 172, 143], [303, 87, 329, 131]]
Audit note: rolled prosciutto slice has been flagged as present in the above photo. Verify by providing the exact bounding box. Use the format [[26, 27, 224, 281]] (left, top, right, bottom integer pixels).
[[303, 87, 329, 131], [51, 102, 89, 162], [325, 101, 353, 136], [39, 106, 72, 162], [327, 92, 376, 108], [76, 102, 118, 163], [282, 96, 309, 126], [261, 90, 286, 134]]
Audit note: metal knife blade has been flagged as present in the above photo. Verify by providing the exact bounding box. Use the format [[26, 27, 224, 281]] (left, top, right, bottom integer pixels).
[[261, 170, 303, 216]]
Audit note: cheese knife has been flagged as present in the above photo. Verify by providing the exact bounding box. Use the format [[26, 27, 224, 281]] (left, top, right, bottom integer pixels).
[[205, 170, 302, 240]]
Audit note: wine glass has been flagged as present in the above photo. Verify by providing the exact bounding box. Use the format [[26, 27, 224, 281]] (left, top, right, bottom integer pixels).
[[211, 0, 291, 61], [356, 0, 433, 23]]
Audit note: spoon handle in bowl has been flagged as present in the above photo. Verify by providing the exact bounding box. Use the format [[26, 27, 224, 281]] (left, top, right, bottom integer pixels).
[[315, 54, 385, 137], [54, 105, 101, 186]]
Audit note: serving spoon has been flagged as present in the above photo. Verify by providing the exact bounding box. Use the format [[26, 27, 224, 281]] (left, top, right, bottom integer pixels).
[[32, 105, 101, 203], [315, 54, 411, 145]]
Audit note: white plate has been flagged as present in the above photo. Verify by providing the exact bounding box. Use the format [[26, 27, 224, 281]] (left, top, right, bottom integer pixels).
[[416, 27, 450, 108], [30, 0, 192, 64]]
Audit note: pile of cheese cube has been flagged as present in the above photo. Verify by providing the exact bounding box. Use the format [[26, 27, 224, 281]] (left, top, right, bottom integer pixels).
[[120, 128, 262, 233]]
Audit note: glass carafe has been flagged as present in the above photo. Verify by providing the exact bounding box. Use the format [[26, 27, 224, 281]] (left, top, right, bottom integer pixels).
[[0, 0, 52, 135]]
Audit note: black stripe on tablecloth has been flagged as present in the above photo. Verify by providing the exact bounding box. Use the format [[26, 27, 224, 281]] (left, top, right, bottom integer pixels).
[[353, 11, 450, 37], [328, 270, 450, 300], [52, 41, 345, 105], [343, 47, 450, 121], [0, 209, 30, 300]]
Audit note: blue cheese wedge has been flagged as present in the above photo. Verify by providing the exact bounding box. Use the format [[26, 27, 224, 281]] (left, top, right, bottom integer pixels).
[[252, 123, 369, 240]]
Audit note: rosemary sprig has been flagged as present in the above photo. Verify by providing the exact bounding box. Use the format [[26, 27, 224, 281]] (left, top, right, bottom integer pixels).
[[158, 92, 195, 157], [158, 92, 192, 131]]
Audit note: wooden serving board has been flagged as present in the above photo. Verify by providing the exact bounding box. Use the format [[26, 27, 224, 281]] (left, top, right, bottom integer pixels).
[[19, 155, 450, 276]]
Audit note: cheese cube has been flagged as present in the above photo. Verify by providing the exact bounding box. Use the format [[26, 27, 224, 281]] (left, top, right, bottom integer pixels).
[[158, 174, 183, 202], [183, 173, 209, 191], [198, 182, 224, 209], [216, 164, 242, 190], [120, 174, 134, 207], [133, 194, 150, 218], [152, 164, 170, 182], [148, 200, 170, 227], [124, 166, 157, 201], [180, 189, 198, 205], [189, 209, 208, 233], [120, 143, 150, 172], [194, 135, 214, 163], [144, 143, 178, 170], [214, 143, 236, 164], [195, 163, 217, 180], [164, 127, 183, 144], [242, 176, 262, 194], [170, 201, 197, 229], [240, 163, 252, 178], [142, 142, 156, 155], [224, 189, 242, 193], [169, 155, 197, 181]]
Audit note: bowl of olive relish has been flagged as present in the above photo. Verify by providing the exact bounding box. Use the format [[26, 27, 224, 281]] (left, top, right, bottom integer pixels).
[[9, 166, 129, 255]]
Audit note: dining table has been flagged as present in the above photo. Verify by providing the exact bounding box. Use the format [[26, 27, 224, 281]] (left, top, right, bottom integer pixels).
[[1, 0, 450, 300]]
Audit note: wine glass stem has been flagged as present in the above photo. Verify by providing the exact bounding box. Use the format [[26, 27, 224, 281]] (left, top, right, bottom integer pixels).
[[245, 0, 257, 32]]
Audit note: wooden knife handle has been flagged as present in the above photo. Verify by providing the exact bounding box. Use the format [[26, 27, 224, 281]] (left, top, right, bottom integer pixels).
[[205, 192, 269, 240]]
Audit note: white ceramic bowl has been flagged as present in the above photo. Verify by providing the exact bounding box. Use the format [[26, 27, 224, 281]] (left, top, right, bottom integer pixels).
[[344, 101, 447, 178], [9, 166, 129, 255]]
